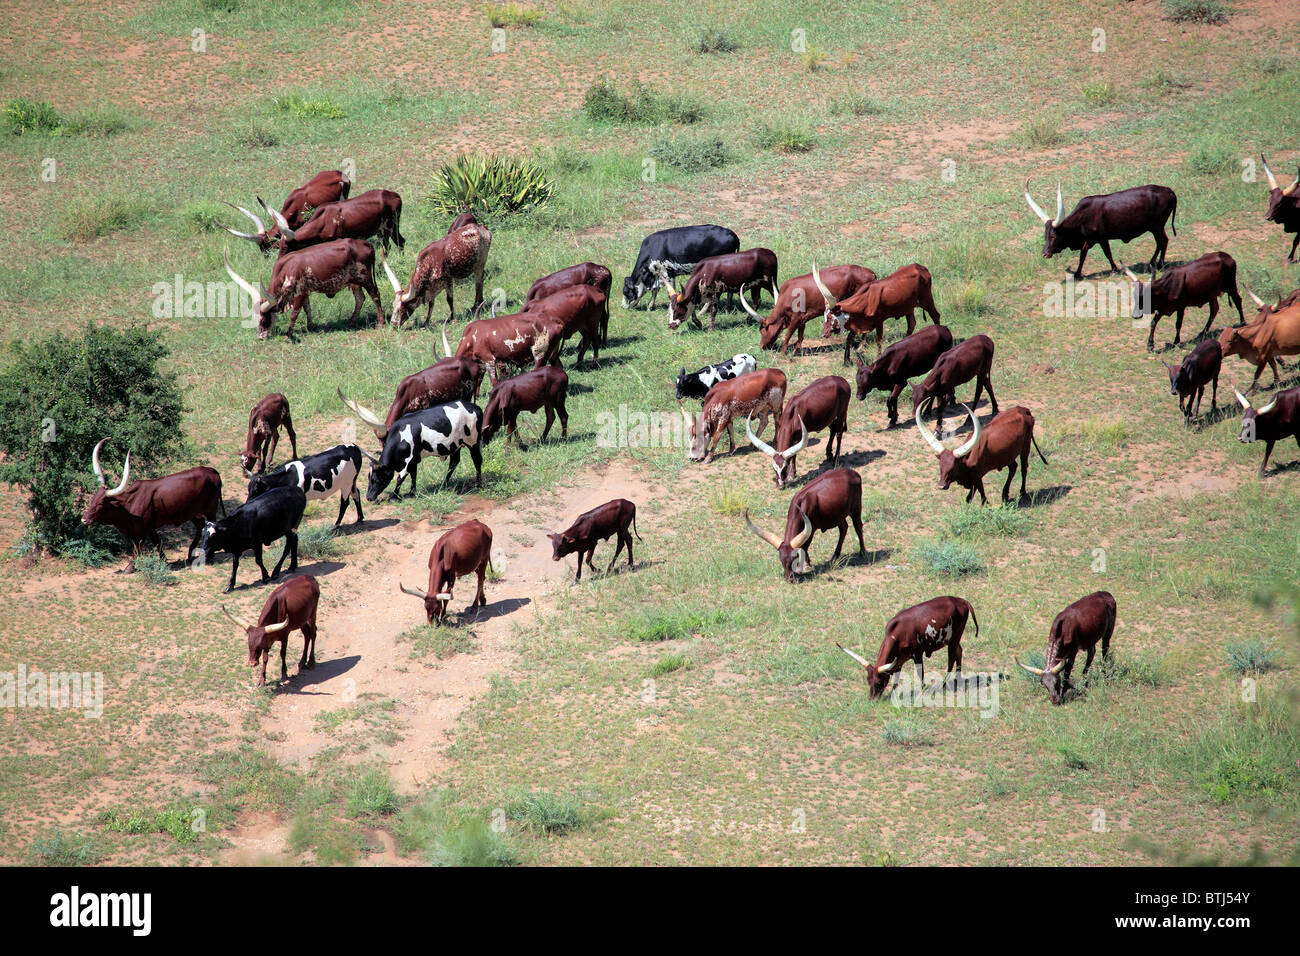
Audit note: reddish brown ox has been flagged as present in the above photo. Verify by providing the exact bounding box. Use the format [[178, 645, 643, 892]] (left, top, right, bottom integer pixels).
[[856, 324, 954, 427], [838, 596, 978, 698], [744, 265, 876, 355], [1261, 155, 1300, 262], [744, 467, 865, 582], [548, 499, 641, 582], [225, 240, 384, 340], [337, 358, 484, 441], [82, 440, 224, 573], [385, 218, 492, 327], [522, 285, 606, 368], [223, 170, 351, 251], [223, 575, 320, 686], [916, 404, 1047, 505], [1164, 339, 1221, 423], [666, 248, 779, 330], [482, 366, 569, 447], [259, 188, 404, 254], [745, 375, 850, 487], [911, 334, 998, 433], [443, 309, 563, 386], [816, 262, 941, 363], [681, 367, 787, 464], [525, 262, 613, 341], [240, 393, 297, 475], [1219, 293, 1300, 389], [399, 519, 493, 622], [1235, 385, 1300, 476], [1016, 591, 1116, 705], [1124, 252, 1244, 351]]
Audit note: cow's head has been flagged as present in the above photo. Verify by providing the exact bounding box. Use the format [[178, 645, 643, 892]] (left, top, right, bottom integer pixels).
[[838, 644, 897, 698], [223, 606, 289, 685], [916, 401, 979, 490], [680, 404, 714, 461], [1016, 655, 1069, 704], [361, 447, 395, 501], [221, 201, 278, 254], [855, 353, 886, 400], [1235, 388, 1278, 443], [1024, 181, 1068, 258], [239, 451, 260, 475], [547, 530, 579, 561], [198, 519, 228, 565], [224, 253, 280, 339], [621, 275, 643, 310], [745, 412, 807, 488], [1162, 360, 1183, 397], [1123, 265, 1153, 319], [738, 281, 785, 349], [1261, 155, 1300, 223], [399, 581, 452, 623], [664, 278, 691, 330], [810, 262, 847, 339], [81, 439, 131, 525], [382, 257, 418, 327], [1218, 323, 1258, 360], [246, 472, 273, 502], [674, 368, 691, 400], [743, 508, 813, 582]]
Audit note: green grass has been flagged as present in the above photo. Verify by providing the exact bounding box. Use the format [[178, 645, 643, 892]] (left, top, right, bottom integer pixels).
[[649, 135, 735, 173], [623, 607, 733, 642], [881, 718, 935, 747], [297, 522, 339, 560], [504, 791, 587, 834], [648, 653, 691, 677], [270, 92, 347, 119], [97, 805, 198, 843], [1163, 0, 1231, 24], [694, 29, 739, 54], [133, 553, 178, 587], [345, 767, 399, 818], [582, 78, 706, 126], [755, 122, 815, 154], [912, 539, 983, 576], [944, 504, 1029, 538], [484, 2, 542, 27], [1017, 118, 1067, 149], [55, 195, 148, 242], [28, 829, 103, 865]]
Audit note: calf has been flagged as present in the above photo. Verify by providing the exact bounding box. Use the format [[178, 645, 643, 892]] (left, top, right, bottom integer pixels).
[[1025, 181, 1177, 276], [362, 401, 484, 500], [548, 498, 641, 582], [337, 358, 484, 444], [816, 262, 941, 363], [481, 366, 569, 447], [1235, 386, 1300, 476], [240, 393, 298, 474], [666, 248, 779, 330], [745, 375, 850, 487], [223, 575, 320, 686], [522, 285, 606, 368], [745, 265, 876, 355], [1125, 252, 1244, 351], [622, 225, 740, 309], [838, 596, 978, 698], [247, 444, 364, 526], [1016, 591, 1117, 705], [1261, 155, 1300, 262], [743, 467, 865, 581], [385, 216, 491, 326], [911, 334, 998, 433], [399, 518, 493, 622], [200, 485, 307, 593], [916, 403, 1047, 505], [1164, 339, 1221, 423], [675, 353, 757, 400], [856, 324, 954, 427], [681, 367, 787, 464]]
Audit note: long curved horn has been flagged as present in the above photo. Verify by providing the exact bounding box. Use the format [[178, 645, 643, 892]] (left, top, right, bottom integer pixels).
[[738, 283, 763, 320], [743, 510, 783, 549], [91, 438, 107, 485], [1049, 659, 1067, 675], [1262, 154, 1279, 191], [359, 447, 380, 464], [382, 257, 403, 295], [104, 452, 130, 497], [875, 658, 897, 675], [1054, 182, 1063, 223], [258, 197, 295, 240], [837, 643, 872, 670], [222, 605, 254, 631], [436, 591, 452, 600], [1286, 168, 1300, 198], [263, 619, 289, 634], [952, 405, 980, 459], [1247, 290, 1265, 308], [811, 261, 837, 312], [441, 314, 454, 357], [780, 416, 808, 458], [915, 400, 945, 454], [680, 403, 695, 433], [399, 582, 429, 600], [745, 411, 778, 457], [1024, 180, 1051, 224], [224, 253, 265, 314], [1122, 264, 1139, 282], [790, 509, 813, 549], [222, 202, 266, 240], [1015, 656, 1045, 676], [1235, 389, 1252, 410], [337, 386, 387, 439], [1258, 396, 1278, 415]]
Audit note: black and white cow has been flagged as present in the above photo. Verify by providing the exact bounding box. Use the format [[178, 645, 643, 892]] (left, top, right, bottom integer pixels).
[[622, 224, 740, 310], [200, 485, 307, 593], [675, 353, 758, 400], [363, 401, 484, 500], [246, 444, 364, 527]]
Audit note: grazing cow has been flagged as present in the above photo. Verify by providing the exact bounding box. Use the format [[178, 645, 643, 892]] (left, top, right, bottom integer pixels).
[[223, 170, 350, 252], [1124, 252, 1244, 351], [522, 285, 607, 368], [362, 401, 484, 500], [526, 262, 612, 315], [916, 403, 1047, 505], [258, 189, 405, 254], [681, 367, 787, 464], [385, 216, 492, 326], [442, 309, 562, 386], [548, 499, 641, 582], [223, 575, 320, 686], [1164, 340, 1221, 423], [665, 248, 779, 330], [745, 375, 850, 487], [200, 485, 306, 593], [1024, 181, 1177, 276], [622, 224, 740, 309], [82, 440, 223, 573], [400, 519, 493, 622], [675, 353, 757, 400], [815, 263, 941, 362], [481, 366, 568, 447], [743, 467, 865, 582], [744, 265, 876, 355], [911, 334, 998, 433], [856, 324, 953, 427], [1016, 591, 1117, 705], [1261, 155, 1300, 261], [240, 393, 297, 475], [337, 359, 484, 446], [246, 444, 364, 527], [838, 596, 978, 698], [224, 241, 385, 340], [1235, 386, 1300, 476], [1219, 294, 1300, 389]]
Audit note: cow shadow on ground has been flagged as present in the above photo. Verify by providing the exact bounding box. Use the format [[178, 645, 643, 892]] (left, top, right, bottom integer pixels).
[[1190, 404, 1239, 430], [275, 653, 361, 694], [563, 556, 663, 583], [334, 518, 399, 537], [565, 380, 596, 395], [1014, 485, 1071, 509], [784, 449, 886, 488], [603, 334, 645, 350], [459, 596, 530, 624], [823, 547, 892, 571], [1266, 458, 1300, 476]]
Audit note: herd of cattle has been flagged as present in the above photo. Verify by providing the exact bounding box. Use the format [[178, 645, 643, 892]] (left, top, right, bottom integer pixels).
[[75, 160, 1300, 699]]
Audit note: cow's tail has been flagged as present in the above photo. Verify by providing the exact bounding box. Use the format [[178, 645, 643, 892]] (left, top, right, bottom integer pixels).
[[1169, 194, 1177, 237], [968, 603, 979, 643], [631, 510, 643, 541], [1031, 430, 1049, 465]]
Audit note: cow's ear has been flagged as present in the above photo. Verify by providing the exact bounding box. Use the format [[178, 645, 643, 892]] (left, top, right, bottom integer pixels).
[[547, 533, 559, 543]]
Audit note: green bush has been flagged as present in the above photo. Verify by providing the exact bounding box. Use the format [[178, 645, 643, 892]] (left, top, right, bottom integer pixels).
[[755, 122, 815, 153], [484, 2, 542, 27], [270, 93, 346, 119], [1226, 638, 1279, 674], [297, 522, 339, 560], [505, 791, 585, 834], [912, 539, 983, 576], [695, 29, 739, 54], [3, 98, 64, 134], [431, 814, 516, 866], [582, 78, 706, 125], [1163, 0, 1231, 24], [29, 829, 103, 865], [134, 552, 177, 587], [425, 152, 554, 221], [649, 135, 735, 173]]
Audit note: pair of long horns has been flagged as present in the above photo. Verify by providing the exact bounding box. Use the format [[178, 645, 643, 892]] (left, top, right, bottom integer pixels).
[[746, 412, 807, 462], [738, 280, 781, 321], [837, 643, 897, 675], [337, 386, 388, 440], [381, 256, 416, 304], [915, 400, 980, 458], [743, 508, 813, 550], [222, 605, 288, 633], [1024, 180, 1063, 226], [1261, 155, 1300, 196], [1015, 656, 1066, 677], [1235, 389, 1277, 414], [91, 439, 130, 496], [223, 197, 295, 241], [399, 582, 452, 600]]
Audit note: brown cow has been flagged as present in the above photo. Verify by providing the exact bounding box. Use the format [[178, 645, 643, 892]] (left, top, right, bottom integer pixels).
[[745, 375, 850, 487], [442, 308, 563, 386], [1261, 155, 1300, 262], [1164, 339, 1221, 423], [911, 334, 998, 434], [522, 285, 606, 368], [481, 366, 568, 447], [548, 499, 641, 582], [1236, 385, 1300, 475], [838, 596, 978, 698], [385, 217, 491, 326], [240, 393, 297, 475], [525, 262, 613, 333], [223, 574, 320, 686], [681, 367, 787, 463], [1016, 591, 1116, 705], [916, 404, 1047, 505], [399, 519, 493, 622], [337, 358, 484, 441], [744, 467, 865, 581], [222, 170, 350, 252], [856, 324, 954, 427], [262, 188, 405, 254], [666, 248, 779, 330], [816, 262, 941, 363], [1219, 292, 1300, 389], [82, 440, 224, 573], [1124, 252, 1244, 351], [743, 264, 876, 355]]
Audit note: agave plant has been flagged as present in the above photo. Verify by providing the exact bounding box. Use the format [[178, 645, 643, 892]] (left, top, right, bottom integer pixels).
[[426, 152, 554, 220]]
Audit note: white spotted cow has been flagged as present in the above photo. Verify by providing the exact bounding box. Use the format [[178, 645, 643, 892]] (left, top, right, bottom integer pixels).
[[675, 353, 758, 400], [839, 596, 978, 698], [363, 401, 484, 500], [246, 444, 365, 526]]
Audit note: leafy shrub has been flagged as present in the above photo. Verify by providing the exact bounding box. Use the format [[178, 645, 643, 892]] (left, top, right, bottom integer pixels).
[[29, 829, 103, 865], [649, 135, 735, 173], [1163, 0, 1231, 24], [57, 536, 115, 568], [1226, 638, 1279, 674], [912, 539, 983, 576], [695, 29, 739, 54], [297, 522, 339, 560], [133, 552, 177, 587], [755, 122, 815, 153], [425, 152, 554, 221]]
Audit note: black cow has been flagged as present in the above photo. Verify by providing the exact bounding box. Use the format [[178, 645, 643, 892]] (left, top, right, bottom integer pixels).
[[247, 444, 364, 526], [1025, 182, 1177, 277], [675, 353, 758, 400], [856, 324, 953, 426], [1261, 155, 1300, 262], [363, 401, 483, 500], [548, 498, 641, 581], [1125, 251, 1244, 351], [622, 224, 739, 310], [200, 485, 306, 593], [1165, 340, 1221, 423]]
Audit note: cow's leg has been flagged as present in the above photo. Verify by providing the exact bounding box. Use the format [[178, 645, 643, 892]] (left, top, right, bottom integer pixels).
[[975, 478, 988, 506], [226, 553, 241, 593], [947, 640, 962, 677], [1173, 307, 1186, 345], [1074, 244, 1091, 278], [1002, 461, 1017, 503], [469, 442, 483, 487], [366, 282, 385, 328], [335, 494, 349, 527], [970, 373, 985, 413], [887, 385, 902, 427], [151, 532, 166, 565], [832, 522, 847, 560], [585, 547, 598, 577], [284, 295, 307, 339], [914, 654, 925, 685], [1152, 228, 1169, 269], [842, 331, 855, 366], [1289, 233, 1300, 263], [875, 325, 885, 357], [905, 309, 916, 336], [558, 393, 569, 438], [444, 284, 456, 322], [1192, 384, 1204, 420], [541, 405, 555, 441], [265, 432, 278, 471], [270, 538, 288, 578], [186, 520, 203, 564], [573, 551, 583, 582], [1021, 450, 1030, 498], [352, 489, 364, 524], [852, 507, 866, 554], [441, 448, 462, 490], [1081, 644, 1096, 677], [279, 637, 288, 682], [1146, 313, 1161, 352], [473, 267, 485, 315], [984, 372, 999, 415], [301, 624, 316, 669], [348, 286, 364, 328], [1260, 440, 1276, 476], [1210, 373, 1218, 412], [1098, 238, 1119, 273], [606, 533, 625, 572], [473, 566, 486, 609], [1199, 299, 1218, 339]]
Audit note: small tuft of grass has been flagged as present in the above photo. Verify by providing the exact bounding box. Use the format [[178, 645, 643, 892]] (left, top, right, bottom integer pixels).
[[1226, 638, 1279, 675], [1061, 417, 1128, 451], [431, 814, 517, 866], [271, 93, 346, 119], [29, 829, 103, 865], [944, 503, 1028, 538], [57, 538, 115, 568], [345, 767, 400, 818], [829, 93, 886, 117], [1188, 132, 1237, 176], [649, 135, 735, 173], [484, 2, 542, 27], [582, 78, 705, 126], [399, 623, 477, 657], [801, 49, 828, 72], [134, 552, 177, 587], [297, 522, 339, 560], [1144, 70, 1193, 94], [97, 805, 198, 843], [56, 194, 147, 242], [711, 489, 752, 516], [181, 200, 227, 234], [1058, 745, 1091, 771], [505, 791, 586, 834], [649, 653, 691, 677], [1103, 651, 1170, 688], [913, 539, 983, 577], [3, 97, 63, 134], [695, 28, 739, 54], [881, 718, 935, 747], [755, 122, 815, 153], [624, 607, 731, 642], [1080, 79, 1118, 108], [1018, 118, 1068, 149], [235, 121, 279, 149], [1163, 0, 1231, 24]]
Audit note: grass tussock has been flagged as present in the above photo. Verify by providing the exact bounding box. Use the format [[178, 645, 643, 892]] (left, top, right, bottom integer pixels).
[[297, 522, 339, 560], [649, 135, 736, 173], [505, 791, 588, 834], [583, 78, 707, 125], [755, 122, 815, 153], [912, 539, 983, 577], [944, 504, 1029, 538], [1017, 118, 1068, 149], [1163, 0, 1231, 24], [649, 653, 691, 677], [624, 607, 733, 642], [484, 2, 542, 27], [426, 151, 554, 221], [881, 718, 936, 747], [55, 194, 147, 242], [1226, 638, 1279, 674], [695, 28, 739, 54]]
